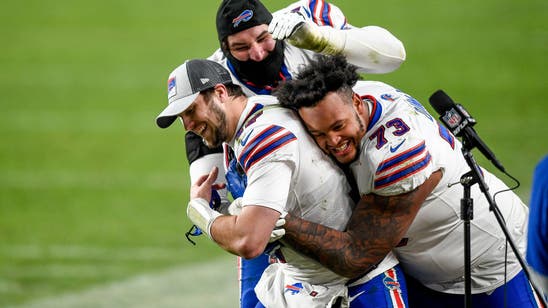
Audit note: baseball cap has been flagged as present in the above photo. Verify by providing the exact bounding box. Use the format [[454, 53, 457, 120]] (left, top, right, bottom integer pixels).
[[216, 0, 273, 43], [156, 59, 233, 129]]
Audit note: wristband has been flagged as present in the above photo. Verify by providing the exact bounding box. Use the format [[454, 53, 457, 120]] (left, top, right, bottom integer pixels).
[[187, 198, 222, 240]]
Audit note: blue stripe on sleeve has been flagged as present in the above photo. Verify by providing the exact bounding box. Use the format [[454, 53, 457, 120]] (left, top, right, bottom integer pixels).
[[376, 141, 426, 174], [374, 153, 432, 189], [243, 132, 297, 171], [321, 2, 331, 25], [239, 126, 282, 165]]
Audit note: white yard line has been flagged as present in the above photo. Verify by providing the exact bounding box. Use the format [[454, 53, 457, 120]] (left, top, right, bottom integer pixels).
[[10, 256, 239, 308]]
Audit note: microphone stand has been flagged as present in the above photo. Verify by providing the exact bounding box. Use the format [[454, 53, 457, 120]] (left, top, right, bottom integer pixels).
[[457, 168, 474, 308], [458, 136, 546, 307]]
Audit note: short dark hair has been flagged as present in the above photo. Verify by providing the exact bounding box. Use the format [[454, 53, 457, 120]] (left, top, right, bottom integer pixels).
[[275, 55, 360, 110], [202, 83, 245, 100]]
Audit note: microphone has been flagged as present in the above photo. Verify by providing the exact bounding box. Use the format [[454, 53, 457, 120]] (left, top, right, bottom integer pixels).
[[429, 90, 505, 172]]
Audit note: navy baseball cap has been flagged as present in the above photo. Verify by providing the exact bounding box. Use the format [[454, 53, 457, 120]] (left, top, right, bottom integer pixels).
[[216, 0, 273, 43], [156, 59, 233, 129]]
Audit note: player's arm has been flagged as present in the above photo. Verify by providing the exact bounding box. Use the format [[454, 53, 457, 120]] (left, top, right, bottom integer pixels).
[[281, 170, 442, 279], [210, 205, 281, 259], [269, 2, 406, 73], [187, 166, 281, 259]]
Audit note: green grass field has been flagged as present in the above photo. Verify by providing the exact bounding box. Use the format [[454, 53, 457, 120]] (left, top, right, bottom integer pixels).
[[0, 0, 546, 306]]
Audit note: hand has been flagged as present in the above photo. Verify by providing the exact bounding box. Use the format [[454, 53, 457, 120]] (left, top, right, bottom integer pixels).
[[190, 166, 226, 202], [227, 197, 243, 215], [268, 11, 306, 40], [269, 215, 286, 242]]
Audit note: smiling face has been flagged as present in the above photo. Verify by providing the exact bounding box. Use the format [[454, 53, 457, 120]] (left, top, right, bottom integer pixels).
[[298, 92, 369, 164], [179, 91, 229, 148]]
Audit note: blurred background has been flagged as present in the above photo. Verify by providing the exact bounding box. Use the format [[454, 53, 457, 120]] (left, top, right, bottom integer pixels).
[[0, 0, 546, 307]]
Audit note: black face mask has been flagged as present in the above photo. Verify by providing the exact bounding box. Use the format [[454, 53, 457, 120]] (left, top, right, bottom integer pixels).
[[225, 40, 285, 88]]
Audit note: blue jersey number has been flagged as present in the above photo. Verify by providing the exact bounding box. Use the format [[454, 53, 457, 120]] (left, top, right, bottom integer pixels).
[[369, 118, 410, 149]]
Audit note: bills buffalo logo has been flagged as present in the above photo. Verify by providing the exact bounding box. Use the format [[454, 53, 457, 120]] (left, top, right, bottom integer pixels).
[[383, 276, 401, 291], [381, 93, 396, 101], [233, 10, 253, 27], [167, 77, 176, 98], [285, 283, 304, 295]]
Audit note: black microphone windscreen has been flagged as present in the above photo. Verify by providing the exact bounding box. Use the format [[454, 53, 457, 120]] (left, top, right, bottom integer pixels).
[[429, 90, 455, 115]]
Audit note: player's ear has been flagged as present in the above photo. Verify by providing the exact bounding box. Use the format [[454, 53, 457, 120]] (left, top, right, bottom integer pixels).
[[352, 93, 365, 113], [213, 83, 229, 100]]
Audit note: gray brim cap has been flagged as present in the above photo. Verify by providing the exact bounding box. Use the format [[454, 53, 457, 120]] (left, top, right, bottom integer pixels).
[[156, 59, 233, 128]]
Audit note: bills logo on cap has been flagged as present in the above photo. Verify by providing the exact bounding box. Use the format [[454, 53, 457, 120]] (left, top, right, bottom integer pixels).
[[232, 9, 253, 27], [168, 77, 176, 98]]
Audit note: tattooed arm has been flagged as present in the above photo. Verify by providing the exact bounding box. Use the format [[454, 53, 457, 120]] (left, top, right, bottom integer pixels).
[[281, 170, 442, 279]]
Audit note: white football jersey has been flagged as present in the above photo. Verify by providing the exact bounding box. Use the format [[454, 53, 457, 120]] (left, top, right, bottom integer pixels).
[[350, 81, 528, 294], [229, 95, 398, 285]]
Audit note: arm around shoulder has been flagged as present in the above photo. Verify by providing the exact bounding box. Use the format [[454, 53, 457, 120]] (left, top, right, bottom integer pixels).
[[286, 22, 406, 73], [343, 26, 406, 73], [281, 170, 442, 279]]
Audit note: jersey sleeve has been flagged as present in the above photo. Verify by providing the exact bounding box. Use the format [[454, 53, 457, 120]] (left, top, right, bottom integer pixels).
[[236, 124, 299, 212], [289, 2, 405, 73], [236, 124, 298, 173], [242, 160, 293, 213], [343, 26, 406, 74], [371, 134, 434, 196]]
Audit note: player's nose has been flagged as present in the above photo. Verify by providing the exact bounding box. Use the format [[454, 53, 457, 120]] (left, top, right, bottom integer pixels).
[[248, 43, 266, 62], [180, 114, 195, 131], [326, 132, 341, 146]]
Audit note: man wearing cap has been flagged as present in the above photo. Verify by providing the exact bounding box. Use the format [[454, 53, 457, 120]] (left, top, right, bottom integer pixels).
[[182, 1, 406, 306], [156, 59, 408, 307]]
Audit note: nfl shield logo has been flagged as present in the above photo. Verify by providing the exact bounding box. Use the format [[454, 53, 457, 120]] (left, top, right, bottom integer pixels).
[[442, 109, 461, 128]]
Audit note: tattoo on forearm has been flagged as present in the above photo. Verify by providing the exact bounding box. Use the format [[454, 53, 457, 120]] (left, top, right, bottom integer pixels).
[[282, 172, 440, 279]]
